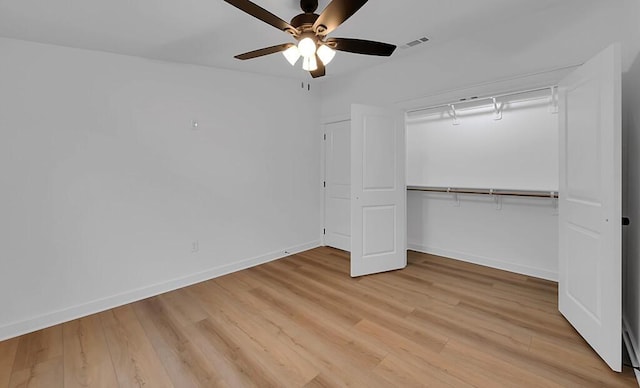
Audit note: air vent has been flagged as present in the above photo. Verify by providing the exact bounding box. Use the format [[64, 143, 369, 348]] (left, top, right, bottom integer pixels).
[[401, 36, 430, 49]]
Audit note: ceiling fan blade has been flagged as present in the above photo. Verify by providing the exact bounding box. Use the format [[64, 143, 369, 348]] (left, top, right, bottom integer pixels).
[[326, 38, 396, 56], [224, 0, 296, 33], [312, 0, 368, 36], [310, 54, 326, 78], [234, 43, 295, 60]]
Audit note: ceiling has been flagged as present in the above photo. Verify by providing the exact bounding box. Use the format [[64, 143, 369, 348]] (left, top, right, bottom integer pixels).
[[0, 0, 592, 80]]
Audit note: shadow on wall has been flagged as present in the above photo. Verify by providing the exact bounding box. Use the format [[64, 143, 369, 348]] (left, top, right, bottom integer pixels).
[[622, 49, 640, 349]]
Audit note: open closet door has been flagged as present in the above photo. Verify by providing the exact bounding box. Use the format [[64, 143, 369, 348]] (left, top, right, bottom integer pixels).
[[558, 43, 622, 372], [350, 104, 406, 277]]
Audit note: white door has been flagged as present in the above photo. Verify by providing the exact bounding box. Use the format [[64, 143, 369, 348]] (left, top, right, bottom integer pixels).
[[324, 120, 351, 251], [558, 44, 622, 372], [350, 104, 406, 277]]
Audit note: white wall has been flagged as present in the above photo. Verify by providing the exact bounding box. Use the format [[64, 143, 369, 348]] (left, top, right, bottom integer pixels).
[[408, 193, 558, 280], [0, 37, 321, 340], [319, 1, 634, 282], [407, 96, 559, 190]]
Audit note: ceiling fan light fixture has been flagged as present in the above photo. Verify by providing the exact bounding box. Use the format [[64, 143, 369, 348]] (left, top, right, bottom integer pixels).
[[224, 0, 397, 78], [302, 55, 318, 71], [282, 45, 301, 65], [298, 37, 317, 58], [317, 44, 336, 65]]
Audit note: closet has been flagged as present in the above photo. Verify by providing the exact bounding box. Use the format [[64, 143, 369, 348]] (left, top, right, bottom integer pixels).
[[405, 86, 560, 280], [321, 44, 622, 371]]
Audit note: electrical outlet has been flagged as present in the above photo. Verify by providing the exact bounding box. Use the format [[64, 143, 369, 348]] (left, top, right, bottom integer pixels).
[[191, 240, 199, 253]]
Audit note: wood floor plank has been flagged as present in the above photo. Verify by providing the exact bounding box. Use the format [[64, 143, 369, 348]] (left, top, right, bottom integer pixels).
[[132, 297, 221, 387], [62, 315, 119, 388], [0, 337, 19, 388], [410, 260, 559, 312], [0, 246, 635, 387], [187, 283, 320, 387], [281, 262, 415, 319], [416, 297, 534, 352], [99, 305, 174, 388], [187, 282, 320, 387], [9, 326, 63, 388], [237, 292, 391, 387], [240, 267, 396, 363], [213, 270, 260, 293], [191, 316, 283, 388], [294, 261, 416, 317], [204, 284, 393, 387], [301, 373, 335, 388], [409, 306, 609, 387], [361, 269, 462, 306], [8, 357, 63, 388], [440, 339, 566, 388], [10, 326, 63, 372], [249, 265, 363, 326], [354, 319, 473, 387], [295, 249, 350, 274], [528, 336, 638, 387], [372, 354, 431, 388], [157, 288, 209, 327], [179, 318, 260, 388]]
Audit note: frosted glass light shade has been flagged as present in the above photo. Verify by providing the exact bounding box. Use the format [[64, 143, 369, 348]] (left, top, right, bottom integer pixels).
[[298, 37, 317, 58], [302, 55, 318, 71], [282, 45, 300, 66], [317, 45, 336, 65]]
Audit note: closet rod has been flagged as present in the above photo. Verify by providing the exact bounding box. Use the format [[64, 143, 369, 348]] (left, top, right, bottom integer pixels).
[[407, 186, 558, 199], [406, 85, 557, 114]]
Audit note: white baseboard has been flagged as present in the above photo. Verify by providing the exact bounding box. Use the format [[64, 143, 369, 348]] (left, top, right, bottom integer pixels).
[[0, 240, 320, 341], [408, 243, 558, 281], [623, 316, 640, 385]]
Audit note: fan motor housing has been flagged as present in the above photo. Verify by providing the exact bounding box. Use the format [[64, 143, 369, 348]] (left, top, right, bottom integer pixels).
[[291, 13, 319, 31]]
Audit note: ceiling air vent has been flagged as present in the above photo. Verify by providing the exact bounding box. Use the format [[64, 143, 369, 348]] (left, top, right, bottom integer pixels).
[[401, 36, 429, 49]]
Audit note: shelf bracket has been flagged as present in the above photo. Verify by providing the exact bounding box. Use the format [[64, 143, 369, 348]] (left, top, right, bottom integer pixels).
[[492, 98, 503, 120], [490, 189, 502, 210], [448, 104, 460, 126], [447, 187, 460, 207]]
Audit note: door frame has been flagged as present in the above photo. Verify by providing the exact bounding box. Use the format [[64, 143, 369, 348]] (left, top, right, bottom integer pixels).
[[321, 114, 351, 247]]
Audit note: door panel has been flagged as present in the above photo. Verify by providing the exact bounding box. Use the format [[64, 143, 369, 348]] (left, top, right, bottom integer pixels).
[[363, 116, 397, 190], [362, 205, 396, 256], [351, 104, 406, 277], [558, 43, 621, 372], [324, 120, 351, 251]]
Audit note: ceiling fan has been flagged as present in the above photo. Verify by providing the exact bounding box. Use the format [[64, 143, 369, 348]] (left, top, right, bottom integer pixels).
[[223, 0, 397, 78]]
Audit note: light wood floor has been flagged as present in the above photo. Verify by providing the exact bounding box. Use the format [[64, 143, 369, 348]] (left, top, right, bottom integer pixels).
[[0, 247, 637, 387]]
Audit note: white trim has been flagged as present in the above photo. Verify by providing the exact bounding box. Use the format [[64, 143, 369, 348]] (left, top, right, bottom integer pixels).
[[321, 124, 327, 246], [408, 243, 557, 281], [320, 117, 352, 248], [623, 315, 640, 384], [0, 240, 320, 341]]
